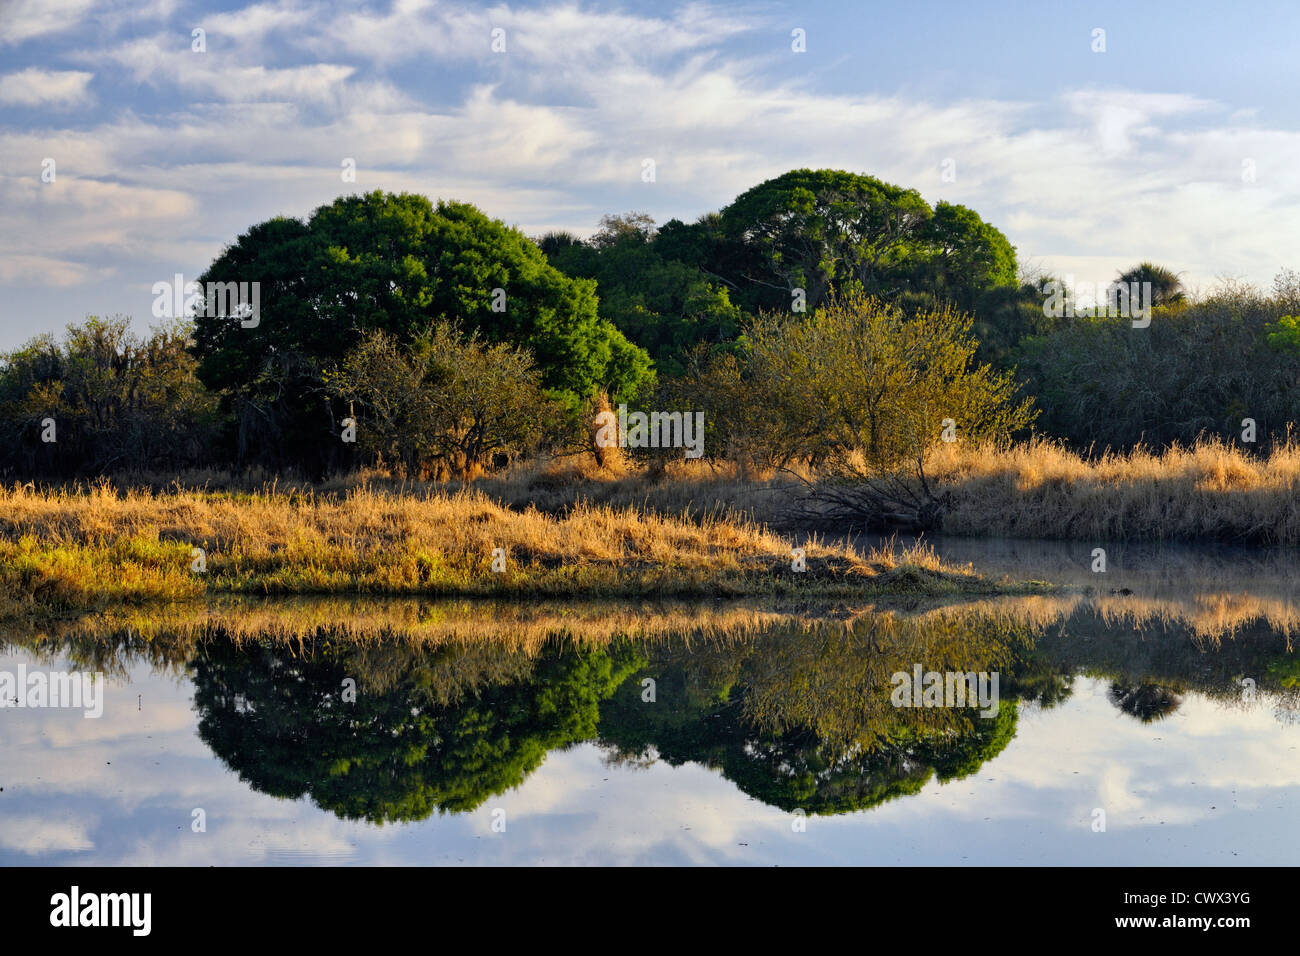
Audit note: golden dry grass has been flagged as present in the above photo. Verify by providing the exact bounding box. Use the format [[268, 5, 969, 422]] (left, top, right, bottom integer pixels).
[[7, 434, 1291, 625], [0, 595, 858, 671], [927, 436, 1300, 543], [458, 437, 1300, 544], [0, 482, 1028, 619], [17, 588, 1298, 652]]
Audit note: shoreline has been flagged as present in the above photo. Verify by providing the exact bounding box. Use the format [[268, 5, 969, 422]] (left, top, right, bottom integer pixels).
[[0, 484, 1051, 621]]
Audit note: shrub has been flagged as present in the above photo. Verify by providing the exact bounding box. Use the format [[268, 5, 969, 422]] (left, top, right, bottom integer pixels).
[[325, 323, 562, 479], [0, 316, 217, 478], [678, 291, 1035, 525]]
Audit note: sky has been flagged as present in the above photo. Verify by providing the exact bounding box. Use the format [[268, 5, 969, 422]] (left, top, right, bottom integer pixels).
[[1, 0, 1298, 349]]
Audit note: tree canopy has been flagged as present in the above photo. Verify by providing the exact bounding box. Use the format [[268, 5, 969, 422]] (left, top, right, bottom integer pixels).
[[537, 169, 1020, 370], [193, 191, 653, 472]]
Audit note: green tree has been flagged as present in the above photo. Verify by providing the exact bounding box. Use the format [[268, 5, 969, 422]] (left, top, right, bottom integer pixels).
[[911, 201, 1019, 310], [683, 290, 1035, 526], [539, 215, 742, 376], [1116, 261, 1185, 306], [193, 191, 653, 473], [543, 173, 1021, 375], [1265, 315, 1300, 355], [590, 211, 656, 248], [713, 169, 937, 311]]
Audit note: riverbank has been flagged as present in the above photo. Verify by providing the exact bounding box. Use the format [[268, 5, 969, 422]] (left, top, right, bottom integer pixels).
[[0, 483, 1049, 619], [6, 435, 1294, 619], [454, 437, 1300, 545], [99, 436, 1295, 543]]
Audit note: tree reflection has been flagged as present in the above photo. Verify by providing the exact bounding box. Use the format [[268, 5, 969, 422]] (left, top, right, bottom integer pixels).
[[191, 611, 1037, 820], [193, 636, 645, 822], [1107, 679, 1184, 722], [11, 594, 1296, 824], [597, 615, 1026, 814]]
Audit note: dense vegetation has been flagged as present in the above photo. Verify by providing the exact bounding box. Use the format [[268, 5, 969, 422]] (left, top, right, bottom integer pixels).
[[0, 317, 216, 475], [539, 169, 1025, 374], [0, 483, 1030, 621], [3, 168, 1298, 533], [1018, 272, 1300, 448], [191, 191, 652, 475]]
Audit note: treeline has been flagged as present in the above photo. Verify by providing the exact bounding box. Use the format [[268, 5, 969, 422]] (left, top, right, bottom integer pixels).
[[2, 170, 1299, 482], [0, 318, 217, 476], [1018, 272, 1300, 448]]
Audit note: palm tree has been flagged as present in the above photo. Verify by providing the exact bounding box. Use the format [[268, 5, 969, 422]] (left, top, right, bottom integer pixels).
[[1108, 680, 1183, 723], [1116, 262, 1185, 306]]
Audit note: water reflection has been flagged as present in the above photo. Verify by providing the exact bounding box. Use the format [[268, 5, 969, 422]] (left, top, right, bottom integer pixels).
[[194, 638, 643, 823], [5, 593, 1299, 832]]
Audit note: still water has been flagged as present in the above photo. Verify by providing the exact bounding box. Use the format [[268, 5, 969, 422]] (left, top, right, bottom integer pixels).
[[2, 538, 1299, 866]]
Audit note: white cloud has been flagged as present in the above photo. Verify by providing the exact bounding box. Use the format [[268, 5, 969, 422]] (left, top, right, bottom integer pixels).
[[1063, 89, 1219, 154], [0, 254, 114, 287], [306, 0, 757, 67], [1, 0, 1298, 318], [0, 67, 94, 107], [95, 35, 357, 103], [204, 0, 318, 41], [0, 0, 97, 44]]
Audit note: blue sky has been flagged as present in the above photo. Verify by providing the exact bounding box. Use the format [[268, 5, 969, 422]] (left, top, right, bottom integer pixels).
[[1, 0, 1298, 348]]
